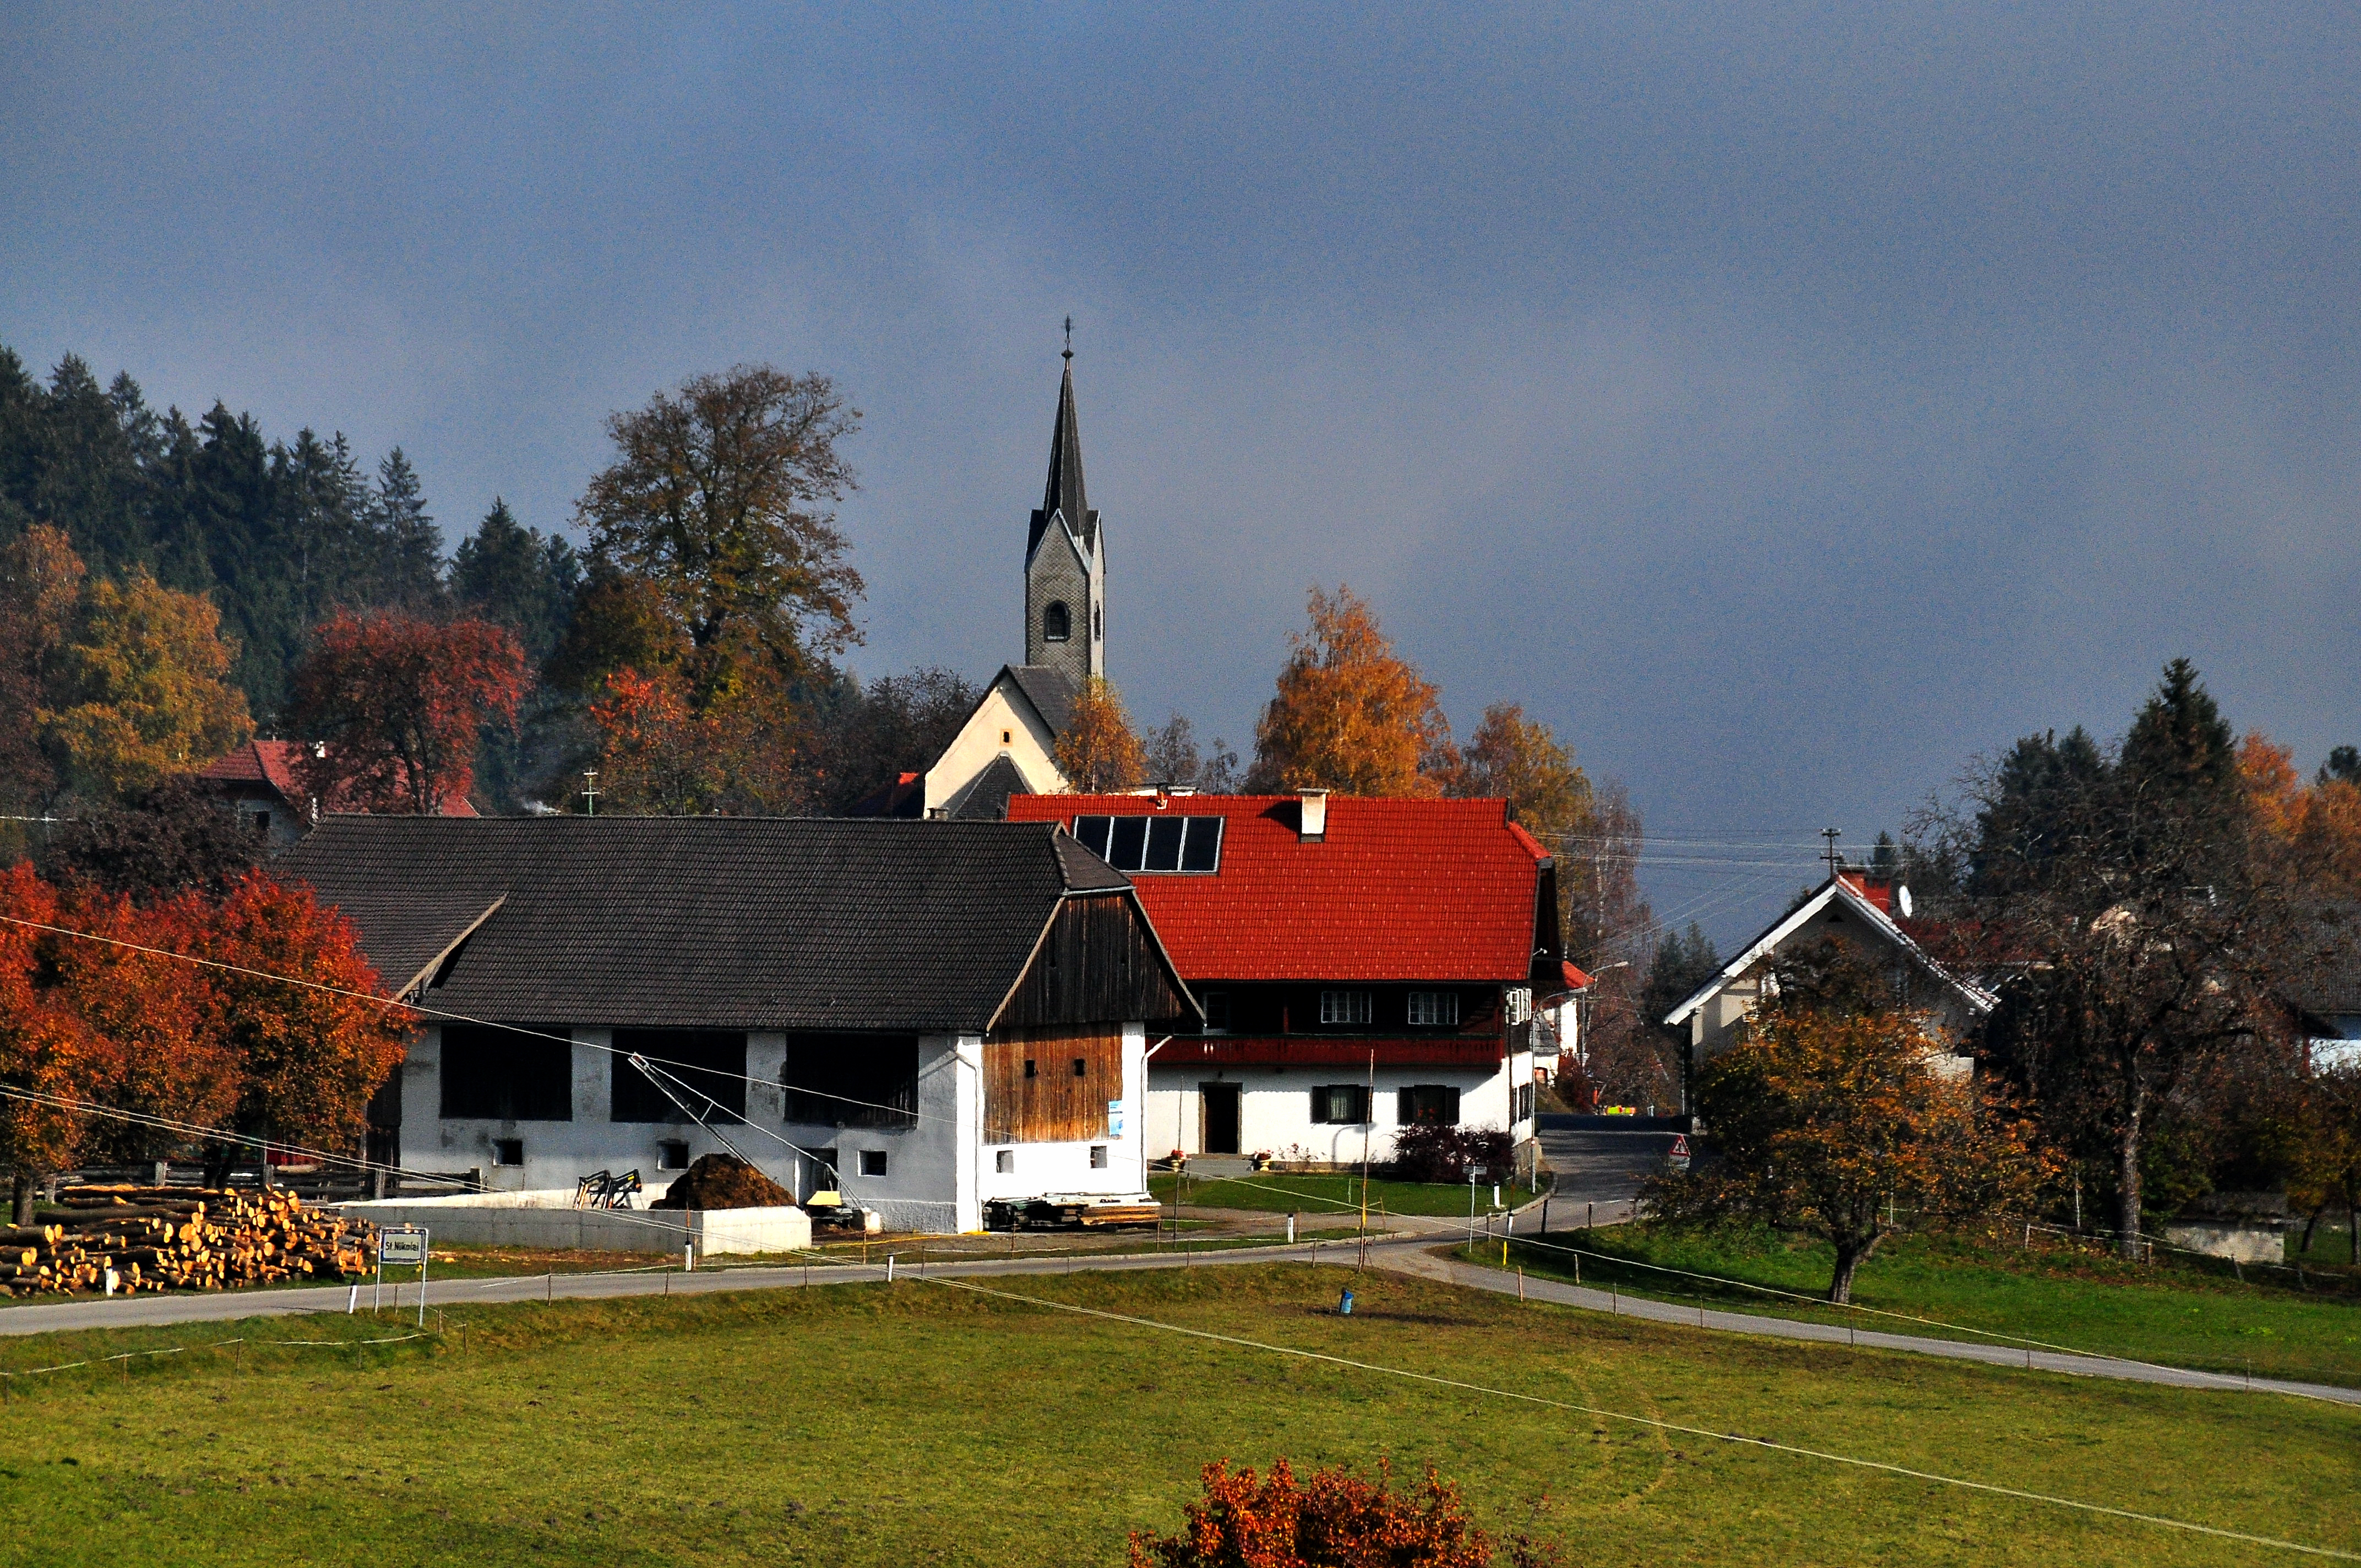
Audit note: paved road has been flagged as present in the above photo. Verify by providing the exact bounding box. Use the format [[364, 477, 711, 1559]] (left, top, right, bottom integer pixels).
[[1533, 1128, 1675, 1224], [6, 1221, 2351, 1408]]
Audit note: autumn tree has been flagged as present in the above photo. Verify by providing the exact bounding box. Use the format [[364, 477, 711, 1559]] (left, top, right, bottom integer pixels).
[[1248, 585, 1452, 796], [40, 563, 252, 799], [2292, 1065, 2361, 1265], [0, 865, 99, 1222], [47, 884, 243, 1166], [575, 364, 863, 697], [290, 609, 527, 813], [1057, 677, 1149, 792], [2239, 731, 2361, 896], [1650, 988, 2049, 1302], [184, 874, 413, 1168]]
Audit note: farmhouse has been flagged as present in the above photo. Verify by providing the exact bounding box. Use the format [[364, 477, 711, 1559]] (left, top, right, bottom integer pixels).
[[1005, 791, 1559, 1177], [1663, 870, 1995, 1103], [281, 816, 1195, 1233], [198, 738, 477, 849]]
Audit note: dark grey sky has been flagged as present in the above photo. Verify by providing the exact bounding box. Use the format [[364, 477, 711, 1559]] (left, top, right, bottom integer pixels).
[[7, 5, 2356, 951]]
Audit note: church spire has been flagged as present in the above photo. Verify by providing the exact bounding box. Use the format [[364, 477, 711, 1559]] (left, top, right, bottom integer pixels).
[[1032, 331, 1092, 557], [1024, 328, 1105, 683]]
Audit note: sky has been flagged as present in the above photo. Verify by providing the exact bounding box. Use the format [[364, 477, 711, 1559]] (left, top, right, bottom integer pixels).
[[4, 4, 2357, 954]]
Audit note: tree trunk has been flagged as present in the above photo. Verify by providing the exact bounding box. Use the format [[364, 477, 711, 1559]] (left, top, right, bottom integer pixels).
[[10, 1171, 33, 1227], [2117, 1071, 2146, 1260], [1827, 1231, 1882, 1305], [2349, 1185, 2358, 1267]]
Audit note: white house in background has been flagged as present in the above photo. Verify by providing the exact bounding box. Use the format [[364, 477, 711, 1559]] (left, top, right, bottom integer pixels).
[[1663, 870, 1996, 1107], [1007, 792, 1564, 1180], [281, 816, 1196, 1233]]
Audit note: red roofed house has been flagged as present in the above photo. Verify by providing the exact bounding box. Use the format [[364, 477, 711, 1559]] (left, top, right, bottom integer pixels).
[[1006, 790, 1562, 1177], [197, 740, 478, 851]]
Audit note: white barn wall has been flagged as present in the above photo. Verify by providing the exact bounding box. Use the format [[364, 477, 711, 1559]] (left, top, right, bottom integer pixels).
[[401, 1023, 1150, 1235]]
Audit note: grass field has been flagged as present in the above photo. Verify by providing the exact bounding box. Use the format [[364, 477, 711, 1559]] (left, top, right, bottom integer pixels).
[[1, 1264, 2355, 1565], [1486, 1224, 2361, 1389], [1150, 1170, 1535, 1217]]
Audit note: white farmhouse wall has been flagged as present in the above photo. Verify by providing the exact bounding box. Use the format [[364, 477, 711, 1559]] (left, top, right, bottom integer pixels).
[[1144, 1052, 1531, 1166]]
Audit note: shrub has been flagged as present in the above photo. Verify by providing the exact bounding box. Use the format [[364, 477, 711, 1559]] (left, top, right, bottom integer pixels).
[[1128, 1457, 1558, 1568], [1389, 1123, 1513, 1185]]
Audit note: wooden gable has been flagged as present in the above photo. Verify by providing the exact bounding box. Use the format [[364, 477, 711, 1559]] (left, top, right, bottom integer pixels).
[[990, 891, 1194, 1032]]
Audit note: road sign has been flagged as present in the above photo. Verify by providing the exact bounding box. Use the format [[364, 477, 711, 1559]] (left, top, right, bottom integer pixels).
[[1667, 1135, 1691, 1172], [379, 1227, 428, 1265]]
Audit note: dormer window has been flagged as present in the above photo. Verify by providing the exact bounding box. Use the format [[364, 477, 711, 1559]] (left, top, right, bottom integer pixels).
[[1043, 601, 1071, 642]]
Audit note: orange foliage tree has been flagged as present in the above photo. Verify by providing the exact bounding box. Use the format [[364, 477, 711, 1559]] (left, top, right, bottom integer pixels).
[[1649, 999, 2050, 1303], [0, 865, 100, 1221], [585, 665, 804, 814], [1056, 677, 1149, 792], [1129, 1458, 1554, 1568], [291, 609, 527, 814], [0, 864, 412, 1210], [188, 875, 412, 1157], [2238, 731, 2361, 894], [1248, 586, 1454, 796]]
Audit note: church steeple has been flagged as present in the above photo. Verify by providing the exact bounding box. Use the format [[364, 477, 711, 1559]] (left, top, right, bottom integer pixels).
[[1024, 325, 1105, 683]]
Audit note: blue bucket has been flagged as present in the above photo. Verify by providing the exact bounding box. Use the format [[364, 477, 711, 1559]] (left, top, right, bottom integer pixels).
[[1338, 1288, 1355, 1316]]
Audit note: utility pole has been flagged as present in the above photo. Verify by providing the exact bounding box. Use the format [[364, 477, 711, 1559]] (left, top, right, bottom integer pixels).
[[1820, 826, 1842, 878], [582, 770, 600, 818]]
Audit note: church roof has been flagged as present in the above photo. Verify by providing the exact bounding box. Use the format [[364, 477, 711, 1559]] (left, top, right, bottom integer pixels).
[[943, 754, 1032, 821], [1027, 360, 1098, 559]]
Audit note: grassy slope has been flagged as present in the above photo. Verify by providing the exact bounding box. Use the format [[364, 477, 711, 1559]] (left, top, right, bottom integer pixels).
[[1491, 1227, 2361, 1388], [1, 1266, 2355, 1567], [1150, 1171, 1535, 1217]]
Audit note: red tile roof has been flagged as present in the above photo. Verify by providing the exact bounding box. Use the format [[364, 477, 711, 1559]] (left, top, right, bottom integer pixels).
[[1004, 793, 1546, 983], [196, 741, 480, 818]]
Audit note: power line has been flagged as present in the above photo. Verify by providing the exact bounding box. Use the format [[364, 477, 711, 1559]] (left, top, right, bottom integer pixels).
[[911, 1274, 2360, 1562]]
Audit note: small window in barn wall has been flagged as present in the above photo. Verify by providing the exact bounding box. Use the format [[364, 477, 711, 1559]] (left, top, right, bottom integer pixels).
[[859, 1150, 888, 1177], [657, 1140, 689, 1170], [1073, 1057, 1087, 1077], [995, 1149, 1015, 1175], [1200, 991, 1230, 1033], [1090, 1145, 1108, 1169], [1406, 991, 1460, 1027], [1320, 990, 1373, 1026], [492, 1138, 524, 1167], [1024, 1059, 1038, 1079]]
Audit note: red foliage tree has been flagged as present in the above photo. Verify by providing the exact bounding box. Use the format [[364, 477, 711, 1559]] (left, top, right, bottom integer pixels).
[[0, 864, 412, 1208], [1130, 1459, 1553, 1568], [46, 884, 241, 1165], [186, 874, 412, 1155], [291, 610, 527, 814], [0, 865, 100, 1221]]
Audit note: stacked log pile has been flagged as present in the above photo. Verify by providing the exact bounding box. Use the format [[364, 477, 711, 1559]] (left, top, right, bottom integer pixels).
[[0, 1186, 371, 1297]]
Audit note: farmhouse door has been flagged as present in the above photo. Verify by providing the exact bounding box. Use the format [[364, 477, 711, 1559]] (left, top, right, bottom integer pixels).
[[1200, 1084, 1241, 1155]]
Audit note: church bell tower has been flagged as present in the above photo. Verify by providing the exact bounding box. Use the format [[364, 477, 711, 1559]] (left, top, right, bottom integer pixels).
[[1024, 327, 1104, 685]]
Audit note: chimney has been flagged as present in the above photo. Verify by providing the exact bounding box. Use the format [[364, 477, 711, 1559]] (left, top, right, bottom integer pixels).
[[1298, 790, 1328, 842]]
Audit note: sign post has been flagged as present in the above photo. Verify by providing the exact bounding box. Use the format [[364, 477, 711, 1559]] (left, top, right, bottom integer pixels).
[[378, 1226, 430, 1328]]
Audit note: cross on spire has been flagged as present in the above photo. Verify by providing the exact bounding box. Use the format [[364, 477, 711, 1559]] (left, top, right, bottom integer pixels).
[[1063, 314, 1073, 361]]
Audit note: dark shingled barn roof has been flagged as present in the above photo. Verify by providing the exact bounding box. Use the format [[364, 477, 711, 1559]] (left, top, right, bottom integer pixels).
[[280, 815, 1132, 1033]]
